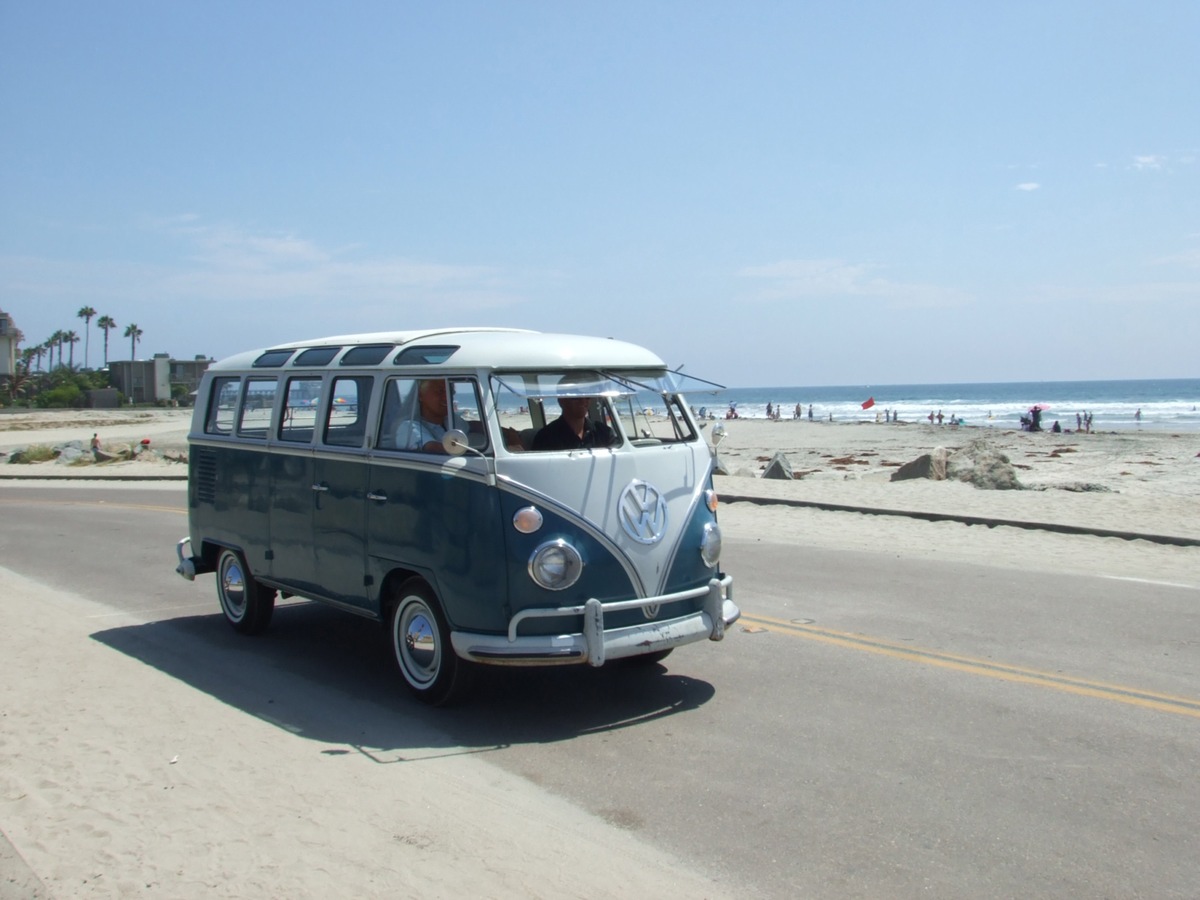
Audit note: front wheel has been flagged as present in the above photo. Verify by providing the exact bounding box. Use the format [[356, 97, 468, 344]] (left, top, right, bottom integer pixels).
[[216, 548, 275, 635], [389, 578, 474, 706]]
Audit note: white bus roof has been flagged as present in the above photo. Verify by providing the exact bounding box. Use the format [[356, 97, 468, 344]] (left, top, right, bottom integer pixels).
[[207, 328, 669, 373]]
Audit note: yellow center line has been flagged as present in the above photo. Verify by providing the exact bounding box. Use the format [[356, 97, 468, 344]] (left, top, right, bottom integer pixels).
[[743, 612, 1200, 720]]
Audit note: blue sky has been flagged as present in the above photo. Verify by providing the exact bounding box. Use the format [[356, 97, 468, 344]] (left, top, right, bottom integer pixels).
[[1, 1, 1197, 387]]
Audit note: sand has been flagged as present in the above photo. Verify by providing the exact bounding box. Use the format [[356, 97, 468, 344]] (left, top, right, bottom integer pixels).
[[2, 409, 1198, 896], [706, 417, 1199, 587]]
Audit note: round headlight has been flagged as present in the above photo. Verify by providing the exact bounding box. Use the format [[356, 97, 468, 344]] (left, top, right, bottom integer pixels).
[[529, 539, 584, 591], [699, 522, 722, 568]]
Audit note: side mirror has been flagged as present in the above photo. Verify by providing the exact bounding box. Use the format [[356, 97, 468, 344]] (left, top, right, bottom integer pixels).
[[442, 429, 470, 456], [711, 424, 726, 447]]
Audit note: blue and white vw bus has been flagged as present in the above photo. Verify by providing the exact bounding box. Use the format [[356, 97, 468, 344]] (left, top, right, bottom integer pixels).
[[175, 328, 738, 704]]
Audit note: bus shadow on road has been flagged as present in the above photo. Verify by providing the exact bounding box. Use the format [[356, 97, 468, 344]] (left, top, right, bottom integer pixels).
[[90, 600, 717, 758]]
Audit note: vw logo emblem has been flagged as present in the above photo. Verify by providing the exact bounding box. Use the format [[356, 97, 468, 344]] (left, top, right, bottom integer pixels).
[[618, 479, 667, 545]]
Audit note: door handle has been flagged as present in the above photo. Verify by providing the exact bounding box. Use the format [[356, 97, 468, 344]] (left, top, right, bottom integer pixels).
[[367, 491, 388, 502], [311, 482, 330, 493]]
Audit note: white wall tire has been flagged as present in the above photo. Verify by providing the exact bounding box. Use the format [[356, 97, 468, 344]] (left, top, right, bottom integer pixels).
[[216, 548, 275, 635], [389, 578, 473, 706]]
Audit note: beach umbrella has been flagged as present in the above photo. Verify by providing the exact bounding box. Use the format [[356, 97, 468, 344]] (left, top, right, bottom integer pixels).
[[1031, 403, 1051, 411]]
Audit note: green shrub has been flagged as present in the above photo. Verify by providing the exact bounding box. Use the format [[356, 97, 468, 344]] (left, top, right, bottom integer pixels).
[[34, 383, 84, 408], [10, 445, 58, 464]]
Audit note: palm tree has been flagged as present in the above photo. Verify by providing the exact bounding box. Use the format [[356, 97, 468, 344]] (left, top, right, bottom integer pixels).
[[77, 306, 97, 369], [63, 330, 80, 369], [124, 322, 143, 360], [97, 315, 116, 366], [47, 330, 64, 369], [30, 343, 46, 372]]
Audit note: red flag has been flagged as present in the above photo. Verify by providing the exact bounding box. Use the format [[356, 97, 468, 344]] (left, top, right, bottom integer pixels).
[[861, 397, 875, 409]]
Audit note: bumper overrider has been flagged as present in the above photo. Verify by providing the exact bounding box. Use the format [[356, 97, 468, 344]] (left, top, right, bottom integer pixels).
[[450, 575, 738, 667]]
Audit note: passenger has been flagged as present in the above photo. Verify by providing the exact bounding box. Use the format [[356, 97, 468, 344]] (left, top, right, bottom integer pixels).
[[396, 379, 457, 452], [532, 392, 616, 451]]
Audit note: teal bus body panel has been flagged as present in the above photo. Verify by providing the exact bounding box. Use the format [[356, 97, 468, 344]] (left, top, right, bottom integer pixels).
[[497, 491, 637, 636], [664, 476, 724, 594], [268, 448, 318, 595], [190, 444, 273, 578], [313, 455, 371, 610], [366, 459, 507, 631]]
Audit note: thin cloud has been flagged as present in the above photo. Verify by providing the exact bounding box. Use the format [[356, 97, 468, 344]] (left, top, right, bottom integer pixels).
[[144, 217, 512, 304], [1015, 182, 1040, 192], [738, 258, 969, 310], [1132, 154, 1166, 170], [1152, 247, 1200, 269]]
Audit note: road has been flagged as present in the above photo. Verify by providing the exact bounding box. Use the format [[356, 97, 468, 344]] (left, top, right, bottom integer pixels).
[[2, 483, 1198, 897]]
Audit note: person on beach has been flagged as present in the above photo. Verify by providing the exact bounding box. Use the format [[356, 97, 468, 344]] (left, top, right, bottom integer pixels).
[[90, 433, 101, 459], [928, 411, 935, 425], [937, 410, 944, 425], [808, 405, 813, 420], [1077, 413, 1082, 431]]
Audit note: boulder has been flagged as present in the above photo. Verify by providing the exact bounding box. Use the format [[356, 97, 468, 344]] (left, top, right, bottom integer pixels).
[[760, 452, 794, 480], [946, 438, 1024, 490], [889, 447, 948, 482]]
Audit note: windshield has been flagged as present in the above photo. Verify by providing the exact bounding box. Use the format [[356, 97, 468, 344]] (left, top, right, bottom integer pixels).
[[491, 370, 724, 449]]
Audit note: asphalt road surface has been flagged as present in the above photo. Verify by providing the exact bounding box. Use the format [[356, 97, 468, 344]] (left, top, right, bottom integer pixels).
[[2, 484, 1198, 897]]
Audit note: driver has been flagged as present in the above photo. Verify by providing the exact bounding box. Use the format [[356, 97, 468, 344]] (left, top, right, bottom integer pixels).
[[532, 385, 616, 451]]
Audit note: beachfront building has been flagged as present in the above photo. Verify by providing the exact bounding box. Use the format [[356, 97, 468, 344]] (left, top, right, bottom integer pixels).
[[0, 308, 18, 377], [108, 353, 213, 405]]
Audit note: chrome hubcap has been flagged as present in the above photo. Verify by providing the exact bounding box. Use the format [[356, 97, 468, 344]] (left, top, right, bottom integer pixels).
[[397, 601, 439, 686]]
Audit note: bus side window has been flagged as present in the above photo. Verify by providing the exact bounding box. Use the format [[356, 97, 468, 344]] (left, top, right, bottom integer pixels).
[[325, 376, 373, 448], [450, 380, 487, 449], [206, 377, 240, 435], [279, 376, 321, 443], [237, 378, 278, 439], [377, 378, 418, 451]]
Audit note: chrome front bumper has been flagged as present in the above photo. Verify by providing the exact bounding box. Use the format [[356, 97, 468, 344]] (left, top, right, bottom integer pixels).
[[450, 575, 738, 667]]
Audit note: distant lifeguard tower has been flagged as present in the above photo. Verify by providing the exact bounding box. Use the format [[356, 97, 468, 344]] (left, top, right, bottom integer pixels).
[[0, 308, 19, 377]]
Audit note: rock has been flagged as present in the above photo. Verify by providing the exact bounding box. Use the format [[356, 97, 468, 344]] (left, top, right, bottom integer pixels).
[[946, 438, 1024, 490], [56, 447, 84, 464], [1035, 482, 1113, 493], [760, 452, 794, 480], [890, 447, 949, 482]]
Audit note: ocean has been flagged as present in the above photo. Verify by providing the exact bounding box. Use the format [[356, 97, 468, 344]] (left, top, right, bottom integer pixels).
[[687, 378, 1200, 433]]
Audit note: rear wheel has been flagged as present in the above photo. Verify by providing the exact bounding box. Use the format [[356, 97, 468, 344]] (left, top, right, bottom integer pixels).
[[216, 548, 275, 635], [389, 578, 474, 706]]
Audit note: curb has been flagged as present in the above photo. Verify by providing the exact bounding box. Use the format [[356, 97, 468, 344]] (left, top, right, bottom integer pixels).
[[0, 473, 187, 482], [719, 493, 1200, 549], [3, 474, 1195, 548]]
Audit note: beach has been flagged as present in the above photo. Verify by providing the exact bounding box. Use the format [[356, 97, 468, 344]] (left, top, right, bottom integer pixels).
[[1, 408, 1197, 585], [2, 409, 1199, 896]]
